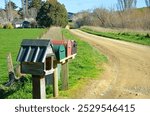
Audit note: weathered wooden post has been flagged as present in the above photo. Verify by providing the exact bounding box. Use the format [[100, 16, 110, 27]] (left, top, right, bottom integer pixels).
[[32, 75, 46, 99], [61, 60, 69, 90], [17, 39, 54, 99], [7, 53, 15, 74], [51, 39, 77, 91], [53, 63, 59, 97]]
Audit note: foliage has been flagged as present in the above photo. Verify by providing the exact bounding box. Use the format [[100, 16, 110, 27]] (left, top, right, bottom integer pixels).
[[29, 0, 42, 9], [80, 27, 150, 46], [3, 23, 14, 29], [73, 6, 150, 30], [0, 23, 3, 29], [117, 0, 137, 11], [5, 1, 18, 10], [36, 1, 68, 27]]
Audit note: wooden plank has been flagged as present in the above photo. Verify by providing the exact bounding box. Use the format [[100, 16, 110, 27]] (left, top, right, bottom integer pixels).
[[21, 62, 45, 75], [32, 75, 46, 99], [61, 60, 69, 90], [53, 64, 59, 97], [55, 54, 77, 64]]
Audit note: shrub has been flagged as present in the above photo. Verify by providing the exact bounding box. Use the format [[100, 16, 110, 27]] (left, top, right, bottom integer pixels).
[[0, 24, 3, 29], [3, 23, 14, 29]]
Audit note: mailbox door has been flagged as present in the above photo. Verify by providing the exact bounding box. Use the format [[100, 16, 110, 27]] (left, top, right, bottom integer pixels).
[[67, 40, 72, 57], [53, 45, 66, 60]]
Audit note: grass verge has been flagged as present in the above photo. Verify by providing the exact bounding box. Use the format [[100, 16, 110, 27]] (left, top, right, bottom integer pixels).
[[0, 29, 46, 99], [80, 27, 150, 46], [0, 28, 107, 99], [58, 29, 107, 98]]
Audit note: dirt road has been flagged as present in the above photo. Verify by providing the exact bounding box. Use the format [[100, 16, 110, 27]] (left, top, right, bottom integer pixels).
[[70, 29, 150, 99]]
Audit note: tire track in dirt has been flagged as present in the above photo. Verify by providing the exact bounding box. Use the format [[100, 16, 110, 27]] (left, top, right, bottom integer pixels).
[[70, 29, 150, 99]]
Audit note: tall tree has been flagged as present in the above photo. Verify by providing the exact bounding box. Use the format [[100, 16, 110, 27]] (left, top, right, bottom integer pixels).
[[29, 0, 42, 9], [36, 0, 68, 27], [6, 1, 18, 10], [21, 0, 29, 19], [145, 0, 150, 7], [117, 0, 137, 11]]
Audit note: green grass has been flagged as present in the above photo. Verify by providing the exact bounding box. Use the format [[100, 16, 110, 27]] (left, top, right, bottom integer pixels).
[[59, 29, 107, 97], [80, 27, 150, 46], [0, 29, 46, 99], [0, 28, 107, 99]]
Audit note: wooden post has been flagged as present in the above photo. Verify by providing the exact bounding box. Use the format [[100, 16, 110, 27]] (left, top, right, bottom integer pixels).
[[7, 53, 15, 74], [61, 60, 69, 90], [32, 75, 46, 99], [53, 63, 58, 97], [7, 53, 16, 83]]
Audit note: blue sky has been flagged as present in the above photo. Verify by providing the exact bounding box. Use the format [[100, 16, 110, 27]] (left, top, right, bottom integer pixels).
[[0, 0, 146, 13]]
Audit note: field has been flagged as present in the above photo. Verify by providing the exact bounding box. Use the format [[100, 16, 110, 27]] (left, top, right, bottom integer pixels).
[[0, 29, 46, 98], [0, 28, 107, 99], [80, 26, 150, 46]]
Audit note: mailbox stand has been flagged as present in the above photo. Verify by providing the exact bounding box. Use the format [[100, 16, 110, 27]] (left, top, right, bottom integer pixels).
[[32, 75, 46, 99], [61, 60, 69, 90], [53, 63, 59, 97], [17, 39, 55, 99], [16, 39, 77, 99]]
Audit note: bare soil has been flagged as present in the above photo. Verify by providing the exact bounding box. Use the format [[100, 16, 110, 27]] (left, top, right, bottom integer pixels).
[[70, 29, 150, 99]]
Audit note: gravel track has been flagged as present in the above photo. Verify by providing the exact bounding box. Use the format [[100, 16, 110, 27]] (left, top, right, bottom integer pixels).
[[70, 29, 150, 99]]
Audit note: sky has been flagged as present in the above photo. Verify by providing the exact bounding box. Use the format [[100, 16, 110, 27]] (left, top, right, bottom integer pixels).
[[0, 0, 147, 13]]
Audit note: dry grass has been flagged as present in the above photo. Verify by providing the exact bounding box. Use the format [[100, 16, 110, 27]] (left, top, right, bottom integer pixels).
[[41, 26, 63, 40], [82, 26, 150, 35]]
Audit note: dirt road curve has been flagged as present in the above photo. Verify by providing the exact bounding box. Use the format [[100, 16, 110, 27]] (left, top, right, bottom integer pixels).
[[70, 29, 150, 99]]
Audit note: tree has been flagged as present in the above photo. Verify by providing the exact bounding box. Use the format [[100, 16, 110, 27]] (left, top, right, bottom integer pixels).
[[145, 0, 150, 7], [36, 1, 68, 27], [29, 0, 42, 9], [5, 1, 18, 10], [117, 0, 137, 11]]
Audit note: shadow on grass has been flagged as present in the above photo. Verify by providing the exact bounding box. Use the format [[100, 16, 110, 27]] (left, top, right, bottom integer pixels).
[[0, 77, 28, 99]]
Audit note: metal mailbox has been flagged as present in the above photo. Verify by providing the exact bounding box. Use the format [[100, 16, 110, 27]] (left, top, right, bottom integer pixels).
[[17, 39, 54, 76], [52, 45, 66, 60], [51, 40, 72, 57], [71, 40, 77, 55]]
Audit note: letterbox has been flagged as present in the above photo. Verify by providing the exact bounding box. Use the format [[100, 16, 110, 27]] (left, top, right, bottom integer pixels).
[[16, 39, 54, 76], [71, 40, 77, 55], [51, 40, 72, 57], [52, 45, 66, 60]]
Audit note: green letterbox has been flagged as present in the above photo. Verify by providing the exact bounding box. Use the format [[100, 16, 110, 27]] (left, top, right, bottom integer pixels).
[[52, 45, 66, 60]]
